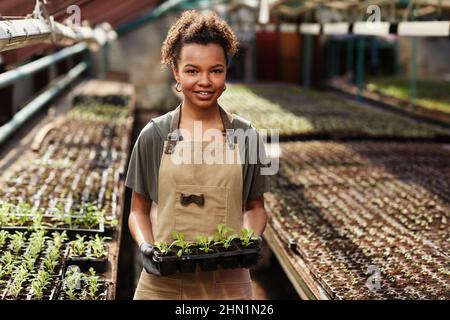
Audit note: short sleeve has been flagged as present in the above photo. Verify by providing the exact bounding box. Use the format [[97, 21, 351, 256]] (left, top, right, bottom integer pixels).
[[243, 126, 271, 205], [125, 122, 162, 203]]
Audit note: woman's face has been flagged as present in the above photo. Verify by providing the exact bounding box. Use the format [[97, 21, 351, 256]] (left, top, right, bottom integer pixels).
[[173, 43, 227, 110]]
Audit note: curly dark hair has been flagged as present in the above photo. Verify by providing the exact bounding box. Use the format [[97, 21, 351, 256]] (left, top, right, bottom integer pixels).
[[161, 10, 239, 69]]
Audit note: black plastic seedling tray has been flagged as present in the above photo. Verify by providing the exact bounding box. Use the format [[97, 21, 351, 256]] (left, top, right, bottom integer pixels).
[[237, 247, 261, 268], [215, 245, 241, 269], [0, 278, 60, 300], [152, 253, 179, 276], [197, 252, 220, 272], [179, 250, 220, 273], [66, 256, 109, 273], [57, 280, 110, 300], [151, 241, 262, 276]]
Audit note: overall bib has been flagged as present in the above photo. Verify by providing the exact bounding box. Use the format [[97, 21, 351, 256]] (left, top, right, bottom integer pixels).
[[133, 104, 253, 300]]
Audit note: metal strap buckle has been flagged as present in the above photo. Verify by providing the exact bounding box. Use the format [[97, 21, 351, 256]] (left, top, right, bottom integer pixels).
[[165, 131, 180, 154], [225, 129, 235, 149], [167, 132, 179, 141]]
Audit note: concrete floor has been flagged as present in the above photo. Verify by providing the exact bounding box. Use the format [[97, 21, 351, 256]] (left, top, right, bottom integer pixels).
[[251, 244, 300, 300]]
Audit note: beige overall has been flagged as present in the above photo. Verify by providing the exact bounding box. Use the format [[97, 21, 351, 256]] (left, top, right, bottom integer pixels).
[[133, 105, 253, 300]]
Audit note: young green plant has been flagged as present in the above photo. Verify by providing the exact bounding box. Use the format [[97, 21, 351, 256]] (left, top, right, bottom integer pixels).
[[214, 224, 237, 250], [195, 235, 215, 253], [239, 228, 260, 247], [171, 231, 193, 257], [154, 240, 171, 255], [87, 235, 111, 259]]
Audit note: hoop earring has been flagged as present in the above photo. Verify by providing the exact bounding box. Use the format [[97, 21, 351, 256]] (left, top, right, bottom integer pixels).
[[175, 82, 182, 92]]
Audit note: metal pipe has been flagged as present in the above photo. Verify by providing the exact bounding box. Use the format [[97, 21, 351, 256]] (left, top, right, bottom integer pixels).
[[346, 35, 354, 83], [303, 34, 312, 88], [0, 61, 88, 146], [103, 41, 110, 73], [0, 42, 87, 89], [410, 37, 418, 105], [356, 36, 366, 101], [410, 8, 418, 106]]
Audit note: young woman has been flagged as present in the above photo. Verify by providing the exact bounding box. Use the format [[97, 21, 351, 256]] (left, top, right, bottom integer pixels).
[[125, 10, 269, 300]]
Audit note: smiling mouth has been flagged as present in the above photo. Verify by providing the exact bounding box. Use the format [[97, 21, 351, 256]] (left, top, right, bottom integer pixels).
[[194, 91, 215, 98], [194, 91, 214, 95]]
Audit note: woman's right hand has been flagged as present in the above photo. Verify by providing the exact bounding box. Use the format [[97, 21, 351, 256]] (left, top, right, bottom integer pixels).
[[140, 242, 161, 276], [128, 191, 160, 275]]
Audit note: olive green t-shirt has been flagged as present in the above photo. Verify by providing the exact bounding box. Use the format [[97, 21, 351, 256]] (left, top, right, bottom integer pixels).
[[125, 110, 270, 208]]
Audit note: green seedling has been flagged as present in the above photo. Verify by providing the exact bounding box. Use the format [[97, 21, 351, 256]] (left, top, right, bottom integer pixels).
[[31, 270, 50, 300], [0, 230, 8, 248], [154, 241, 171, 255], [171, 231, 192, 257], [70, 235, 86, 257], [195, 235, 215, 253], [8, 231, 26, 255], [214, 224, 237, 249], [51, 231, 69, 250], [85, 267, 101, 300], [63, 267, 83, 300], [78, 203, 105, 229], [239, 228, 260, 247], [44, 246, 60, 274], [214, 224, 235, 242], [87, 235, 111, 259], [8, 265, 28, 299], [1, 252, 16, 275]]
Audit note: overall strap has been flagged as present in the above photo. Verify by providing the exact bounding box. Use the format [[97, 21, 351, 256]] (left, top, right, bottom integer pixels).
[[219, 105, 235, 149], [165, 104, 234, 154], [165, 104, 182, 154]]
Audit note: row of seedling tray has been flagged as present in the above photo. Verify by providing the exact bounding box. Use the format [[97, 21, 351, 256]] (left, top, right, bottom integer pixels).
[[152, 224, 261, 276], [2, 163, 120, 214], [0, 197, 115, 236], [0, 87, 134, 300], [0, 149, 122, 234], [265, 141, 450, 299], [219, 84, 450, 140], [365, 77, 450, 116], [267, 184, 449, 299], [0, 229, 111, 300], [275, 141, 450, 239]]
